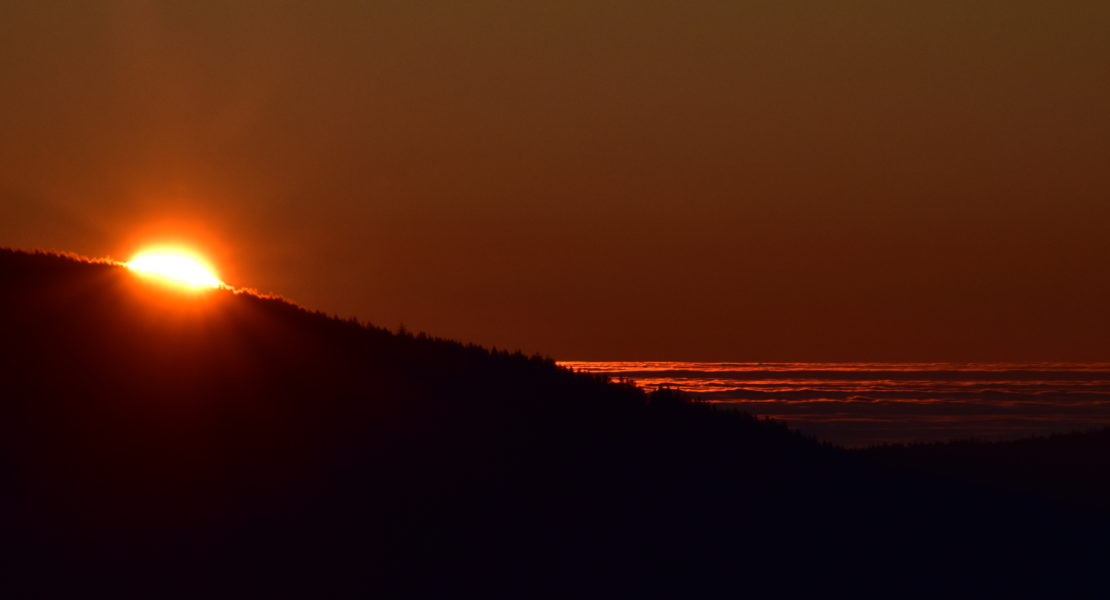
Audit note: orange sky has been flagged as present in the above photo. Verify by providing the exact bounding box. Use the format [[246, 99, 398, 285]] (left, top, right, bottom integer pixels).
[[1, 1, 1108, 360]]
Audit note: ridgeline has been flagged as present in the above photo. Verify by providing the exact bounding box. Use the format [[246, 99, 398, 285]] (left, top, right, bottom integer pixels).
[[1, 249, 1107, 596]]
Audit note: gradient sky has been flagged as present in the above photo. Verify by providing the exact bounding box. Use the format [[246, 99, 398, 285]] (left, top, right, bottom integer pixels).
[[2, 1, 1108, 360]]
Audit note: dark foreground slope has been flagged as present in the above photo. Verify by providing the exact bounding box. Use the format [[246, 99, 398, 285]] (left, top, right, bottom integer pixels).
[[0, 249, 1107, 597]]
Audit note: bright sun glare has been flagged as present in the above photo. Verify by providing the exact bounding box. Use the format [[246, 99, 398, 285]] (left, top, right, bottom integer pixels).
[[126, 249, 223, 289]]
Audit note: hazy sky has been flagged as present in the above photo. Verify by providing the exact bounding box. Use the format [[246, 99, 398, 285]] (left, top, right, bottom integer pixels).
[[2, 1, 1108, 360]]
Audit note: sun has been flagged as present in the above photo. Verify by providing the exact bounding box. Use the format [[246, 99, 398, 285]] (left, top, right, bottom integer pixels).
[[126, 248, 223, 289]]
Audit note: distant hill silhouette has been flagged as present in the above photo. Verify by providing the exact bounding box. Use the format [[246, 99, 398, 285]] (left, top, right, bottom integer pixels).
[[1, 248, 1108, 597]]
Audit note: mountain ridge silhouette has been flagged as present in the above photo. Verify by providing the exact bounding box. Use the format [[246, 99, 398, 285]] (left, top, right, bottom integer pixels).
[[1, 248, 1108, 596]]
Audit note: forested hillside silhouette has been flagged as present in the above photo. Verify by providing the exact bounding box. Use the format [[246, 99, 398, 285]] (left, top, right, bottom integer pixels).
[[1, 248, 1107, 597], [865, 427, 1110, 510]]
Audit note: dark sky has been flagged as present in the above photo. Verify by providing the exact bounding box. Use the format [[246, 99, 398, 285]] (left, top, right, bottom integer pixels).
[[2, 1, 1108, 361]]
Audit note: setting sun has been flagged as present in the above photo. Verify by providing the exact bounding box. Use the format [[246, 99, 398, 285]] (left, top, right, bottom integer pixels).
[[126, 249, 223, 289]]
